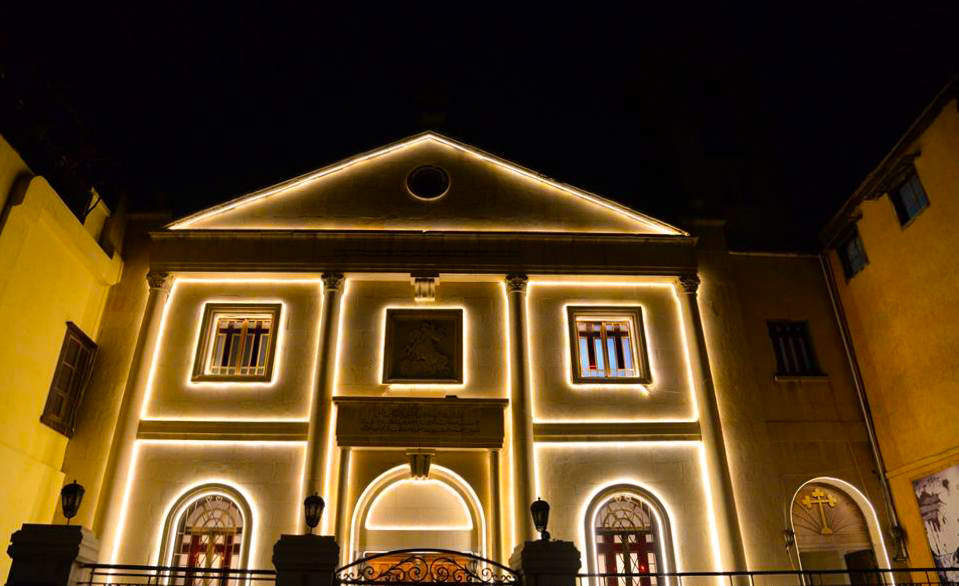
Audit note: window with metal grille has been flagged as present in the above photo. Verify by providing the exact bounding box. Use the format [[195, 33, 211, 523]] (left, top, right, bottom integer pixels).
[[595, 495, 661, 586], [170, 494, 244, 586], [767, 320, 822, 377], [567, 307, 650, 384], [837, 228, 868, 279], [192, 303, 281, 382], [41, 322, 97, 437], [890, 171, 929, 226]]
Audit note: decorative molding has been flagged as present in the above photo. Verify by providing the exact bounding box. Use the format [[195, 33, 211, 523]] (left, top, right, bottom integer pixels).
[[505, 273, 528, 293], [146, 271, 172, 291], [148, 230, 698, 275], [334, 396, 508, 448], [322, 271, 345, 291], [533, 420, 701, 442], [678, 273, 700, 294], [412, 275, 438, 302], [406, 448, 436, 479], [136, 419, 309, 441]]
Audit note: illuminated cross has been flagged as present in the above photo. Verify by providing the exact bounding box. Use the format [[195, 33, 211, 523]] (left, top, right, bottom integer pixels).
[[801, 488, 838, 535]]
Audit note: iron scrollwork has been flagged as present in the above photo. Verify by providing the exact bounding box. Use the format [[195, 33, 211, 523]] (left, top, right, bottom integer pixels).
[[335, 549, 520, 585]]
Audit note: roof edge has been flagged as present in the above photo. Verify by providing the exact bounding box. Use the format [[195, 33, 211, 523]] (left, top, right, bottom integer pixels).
[[820, 76, 959, 247], [165, 131, 687, 236]]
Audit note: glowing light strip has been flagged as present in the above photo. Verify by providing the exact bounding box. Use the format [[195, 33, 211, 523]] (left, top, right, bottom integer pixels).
[[525, 279, 699, 422], [534, 441, 720, 574], [789, 477, 895, 581], [365, 479, 474, 530], [184, 298, 290, 390], [324, 278, 352, 534], [167, 133, 684, 236], [349, 464, 487, 559], [111, 439, 303, 566]]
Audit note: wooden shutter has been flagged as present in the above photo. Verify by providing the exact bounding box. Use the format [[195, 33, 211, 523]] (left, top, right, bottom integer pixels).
[[40, 322, 97, 437]]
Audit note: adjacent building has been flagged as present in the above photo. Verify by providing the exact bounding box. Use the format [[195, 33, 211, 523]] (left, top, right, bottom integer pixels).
[[0, 134, 123, 580], [822, 78, 959, 571]]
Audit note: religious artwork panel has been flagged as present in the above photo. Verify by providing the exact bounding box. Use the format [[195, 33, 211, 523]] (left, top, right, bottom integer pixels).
[[913, 463, 959, 582], [383, 308, 463, 383], [790, 483, 873, 564]]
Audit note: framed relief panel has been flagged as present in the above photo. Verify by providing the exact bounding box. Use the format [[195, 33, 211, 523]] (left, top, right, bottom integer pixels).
[[383, 308, 463, 384], [192, 303, 282, 382]]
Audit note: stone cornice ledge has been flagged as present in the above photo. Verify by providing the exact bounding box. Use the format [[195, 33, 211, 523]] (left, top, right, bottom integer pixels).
[[533, 420, 702, 442], [137, 419, 309, 441]]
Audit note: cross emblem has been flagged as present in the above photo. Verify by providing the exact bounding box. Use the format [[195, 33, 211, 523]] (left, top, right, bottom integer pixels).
[[801, 487, 838, 535]]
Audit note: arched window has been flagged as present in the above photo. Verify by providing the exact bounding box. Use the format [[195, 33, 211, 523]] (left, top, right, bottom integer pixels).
[[159, 485, 252, 585], [585, 485, 675, 586], [596, 496, 659, 582]]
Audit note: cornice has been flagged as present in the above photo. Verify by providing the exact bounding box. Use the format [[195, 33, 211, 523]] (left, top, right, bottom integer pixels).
[[146, 230, 699, 275]]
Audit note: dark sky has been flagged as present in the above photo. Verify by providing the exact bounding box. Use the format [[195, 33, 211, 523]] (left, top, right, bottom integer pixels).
[[2, 3, 957, 250]]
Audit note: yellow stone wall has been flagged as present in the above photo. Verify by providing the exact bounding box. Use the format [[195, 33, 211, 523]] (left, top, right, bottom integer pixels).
[[827, 98, 959, 566], [0, 136, 122, 579]]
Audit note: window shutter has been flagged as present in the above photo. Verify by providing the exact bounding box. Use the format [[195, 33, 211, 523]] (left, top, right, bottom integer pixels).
[[40, 322, 97, 437]]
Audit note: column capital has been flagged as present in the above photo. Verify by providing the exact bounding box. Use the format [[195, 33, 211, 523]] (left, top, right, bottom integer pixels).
[[678, 273, 700, 294], [146, 271, 172, 291], [321, 272, 345, 291], [505, 273, 528, 293]]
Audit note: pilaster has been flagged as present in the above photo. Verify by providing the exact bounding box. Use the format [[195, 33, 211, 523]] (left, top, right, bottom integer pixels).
[[505, 273, 536, 542], [676, 273, 748, 571], [95, 270, 173, 558], [302, 272, 345, 531]]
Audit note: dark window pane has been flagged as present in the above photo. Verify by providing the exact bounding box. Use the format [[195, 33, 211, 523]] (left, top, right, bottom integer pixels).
[[767, 320, 822, 376], [838, 229, 868, 279], [891, 172, 929, 225]]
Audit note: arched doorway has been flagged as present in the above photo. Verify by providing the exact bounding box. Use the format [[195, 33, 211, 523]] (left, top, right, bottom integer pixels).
[[350, 465, 486, 563], [790, 478, 891, 579], [584, 484, 676, 586]]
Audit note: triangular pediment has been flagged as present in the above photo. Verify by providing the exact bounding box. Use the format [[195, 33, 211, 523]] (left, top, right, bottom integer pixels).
[[167, 132, 684, 235]]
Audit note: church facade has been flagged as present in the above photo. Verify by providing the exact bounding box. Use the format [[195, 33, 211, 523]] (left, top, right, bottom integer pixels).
[[31, 133, 900, 577]]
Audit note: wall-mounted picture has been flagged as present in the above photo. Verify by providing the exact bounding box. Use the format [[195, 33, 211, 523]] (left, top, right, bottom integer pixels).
[[383, 308, 463, 383], [914, 462, 959, 582]]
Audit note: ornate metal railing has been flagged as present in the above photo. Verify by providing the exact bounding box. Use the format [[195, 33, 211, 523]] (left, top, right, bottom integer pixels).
[[557, 568, 959, 586], [335, 548, 521, 585], [78, 563, 276, 586]]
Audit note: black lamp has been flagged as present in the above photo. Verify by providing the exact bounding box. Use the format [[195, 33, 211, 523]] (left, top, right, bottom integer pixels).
[[61, 480, 85, 525], [304, 493, 325, 534], [530, 497, 550, 541]]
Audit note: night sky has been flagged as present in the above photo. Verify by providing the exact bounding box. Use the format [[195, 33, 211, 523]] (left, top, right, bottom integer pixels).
[[2, 4, 957, 250]]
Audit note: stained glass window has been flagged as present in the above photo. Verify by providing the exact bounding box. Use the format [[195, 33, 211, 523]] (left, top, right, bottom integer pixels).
[[595, 496, 660, 586], [171, 494, 244, 586], [568, 307, 650, 384], [192, 304, 281, 382]]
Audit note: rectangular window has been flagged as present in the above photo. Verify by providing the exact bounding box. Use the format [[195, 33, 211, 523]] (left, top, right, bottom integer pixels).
[[567, 306, 650, 384], [192, 303, 281, 382], [41, 322, 97, 437], [767, 320, 822, 377], [890, 171, 929, 225], [837, 228, 868, 279]]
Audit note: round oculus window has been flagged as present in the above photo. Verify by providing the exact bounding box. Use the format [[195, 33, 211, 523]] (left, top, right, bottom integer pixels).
[[406, 165, 450, 200]]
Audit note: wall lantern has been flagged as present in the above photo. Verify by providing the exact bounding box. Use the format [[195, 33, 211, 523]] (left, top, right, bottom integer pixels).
[[530, 497, 550, 541], [61, 480, 85, 525], [304, 493, 325, 534]]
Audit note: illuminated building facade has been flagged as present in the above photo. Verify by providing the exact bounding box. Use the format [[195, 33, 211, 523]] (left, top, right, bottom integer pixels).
[[30, 132, 902, 577]]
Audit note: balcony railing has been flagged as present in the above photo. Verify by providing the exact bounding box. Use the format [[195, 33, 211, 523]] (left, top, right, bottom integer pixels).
[[78, 564, 276, 586]]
